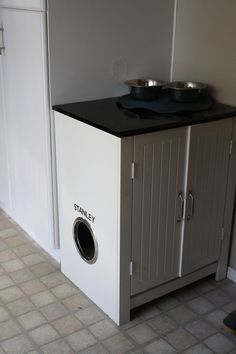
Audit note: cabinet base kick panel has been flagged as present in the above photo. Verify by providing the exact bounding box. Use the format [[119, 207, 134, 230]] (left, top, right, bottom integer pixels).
[[131, 262, 217, 309]]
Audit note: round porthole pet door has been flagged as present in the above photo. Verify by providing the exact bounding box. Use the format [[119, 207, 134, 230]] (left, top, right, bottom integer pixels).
[[73, 218, 98, 264]]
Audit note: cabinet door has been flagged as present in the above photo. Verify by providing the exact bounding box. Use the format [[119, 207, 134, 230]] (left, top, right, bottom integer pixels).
[[131, 127, 187, 295], [181, 119, 233, 275], [1, 9, 53, 247]]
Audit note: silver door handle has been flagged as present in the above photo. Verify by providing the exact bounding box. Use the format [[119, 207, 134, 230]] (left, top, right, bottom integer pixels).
[[0, 26, 5, 55], [177, 192, 184, 222], [187, 191, 194, 220]]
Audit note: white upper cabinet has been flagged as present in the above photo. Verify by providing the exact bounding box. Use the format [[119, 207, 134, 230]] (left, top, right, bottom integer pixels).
[[0, 8, 53, 251], [0, 0, 45, 11]]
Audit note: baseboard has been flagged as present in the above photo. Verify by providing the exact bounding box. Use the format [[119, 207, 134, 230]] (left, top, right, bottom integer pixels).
[[227, 267, 236, 283], [0, 205, 61, 263]]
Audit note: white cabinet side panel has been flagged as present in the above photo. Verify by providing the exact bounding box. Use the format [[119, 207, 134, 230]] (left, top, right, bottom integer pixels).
[[55, 112, 121, 323]]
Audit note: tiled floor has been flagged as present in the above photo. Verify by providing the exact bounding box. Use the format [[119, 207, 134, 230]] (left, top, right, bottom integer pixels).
[[0, 210, 236, 354]]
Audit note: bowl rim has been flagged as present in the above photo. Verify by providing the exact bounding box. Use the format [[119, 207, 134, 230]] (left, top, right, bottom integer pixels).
[[125, 79, 166, 88], [166, 81, 207, 90]]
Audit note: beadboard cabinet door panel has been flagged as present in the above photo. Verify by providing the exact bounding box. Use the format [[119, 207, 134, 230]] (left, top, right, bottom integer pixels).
[[131, 127, 187, 296], [181, 119, 233, 275], [1, 8, 53, 248]]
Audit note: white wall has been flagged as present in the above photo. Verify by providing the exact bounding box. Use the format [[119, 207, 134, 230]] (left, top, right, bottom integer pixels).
[[172, 0, 236, 105], [172, 0, 236, 271], [48, 0, 175, 105]]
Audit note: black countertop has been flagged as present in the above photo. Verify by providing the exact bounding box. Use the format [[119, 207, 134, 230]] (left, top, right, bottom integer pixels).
[[53, 97, 236, 138]]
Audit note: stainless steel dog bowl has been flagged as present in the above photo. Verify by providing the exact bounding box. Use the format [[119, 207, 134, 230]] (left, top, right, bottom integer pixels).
[[166, 81, 207, 102], [125, 79, 165, 100]]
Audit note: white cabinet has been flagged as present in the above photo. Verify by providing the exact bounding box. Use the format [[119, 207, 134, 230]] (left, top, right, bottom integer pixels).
[[132, 119, 234, 296], [0, 7, 54, 252]]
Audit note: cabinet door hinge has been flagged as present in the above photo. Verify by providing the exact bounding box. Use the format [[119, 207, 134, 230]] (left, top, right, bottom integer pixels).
[[129, 261, 133, 276], [221, 227, 225, 241], [131, 162, 135, 179], [229, 140, 233, 155]]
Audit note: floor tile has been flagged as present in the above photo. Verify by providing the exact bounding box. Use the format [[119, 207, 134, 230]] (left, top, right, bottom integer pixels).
[[205, 309, 227, 329], [20, 279, 46, 295], [193, 278, 215, 295], [2, 259, 25, 273], [22, 253, 45, 266], [29, 323, 59, 346], [30, 290, 57, 307], [0, 219, 14, 230], [134, 303, 161, 320], [167, 305, 197, 324], [156, 295, 180, 311], [51, 283, 78, 299], [144, 338, 176, 354], [79, 343, 109, 354], [103, 333, 134, 353], [148, 314, 177, 334], [40, 302, 68, 321], [126, 323, 157, 344], [41, 338, 73, 354], [30, 262, 55, 277], [0, 286, 24, 303], [7, 297, 35, 316], [40, 272, 67, 288], [223, 300, 236, 314], [0, 249, 17, 262], [9, 268, 35, 284], [75, 305, 106, 326], [4, 235, 28, 248], [184, 318, 217, 340], [63, 293, 91, 311], [221, 281, 236, 297], [66, 328, 97, 351], [18, 310, 47, 330], [89, 319, 119, 340], [0, 275, 14, 290], [165, 328, 197, 351], [0, 319, 21, 340], [1, 334, 34, 354], [0, 240, 8, 251], [182, 343, 213, 354], [13, 244, 38, 257], [204, 288, 232, 306], [52, 314, 83, 335], [0, 306, 10, 322], [174, 287, 198, 302], [204, 333, 236, 353], [0, 228, 18, 239], [120, 317, 142, 331], [187, 296, 215, 314]]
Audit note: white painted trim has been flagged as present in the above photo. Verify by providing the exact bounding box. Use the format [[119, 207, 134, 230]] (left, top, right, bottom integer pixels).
[[227, 267, 236, 283], [170, 0, 178, 81], [45, 3, 60, 249]]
